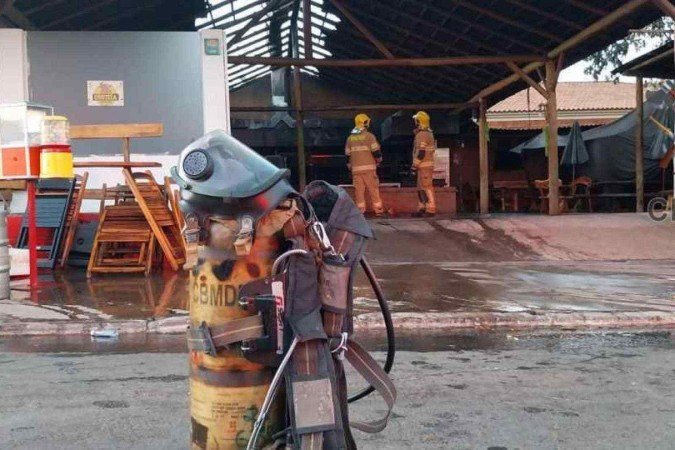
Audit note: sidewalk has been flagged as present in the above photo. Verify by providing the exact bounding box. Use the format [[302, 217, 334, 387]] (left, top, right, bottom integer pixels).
[[3, 215, 675, 336]]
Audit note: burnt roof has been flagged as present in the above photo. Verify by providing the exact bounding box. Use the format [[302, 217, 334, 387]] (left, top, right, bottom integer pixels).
[[614, 40, 674, 78], [1, 0, 666, 106]]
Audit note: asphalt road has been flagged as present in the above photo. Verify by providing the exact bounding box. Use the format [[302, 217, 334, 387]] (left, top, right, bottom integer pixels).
[[1, 330, 675, 449]]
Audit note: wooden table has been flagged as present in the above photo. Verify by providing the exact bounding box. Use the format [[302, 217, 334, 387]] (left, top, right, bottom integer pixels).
[[74, 161, 162, 168], [493, 180, 530, 212]]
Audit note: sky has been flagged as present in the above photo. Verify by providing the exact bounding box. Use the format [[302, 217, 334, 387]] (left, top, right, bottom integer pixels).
[[558, 36, 666, 83]]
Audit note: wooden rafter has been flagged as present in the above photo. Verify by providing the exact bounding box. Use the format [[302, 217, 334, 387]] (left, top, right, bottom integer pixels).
[[505, 61, 548, 98], [42, 0, 116, 29], [503, 0, 584, 30], [350, 7, 501, 82], [197, 0, 266, 29], [227, 0, 289, 48], [327, 0, 395, 58], [449, 0, 563, 43], [228, 54, 545, 67], [303, 0, 313, 58], [85, 0, 165, 30], [467, 0, 651, 104], [331, 24, 489, 94], [562, 0, 609, 16], [401, 0, 543, 53], [231, 102, 470, 112], [651, 0, 675, 19], [0, 0, 34, 29]]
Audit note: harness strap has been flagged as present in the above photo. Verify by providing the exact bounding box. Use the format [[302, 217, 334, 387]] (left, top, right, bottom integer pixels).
[[345, 340, 397, 433], [187, 315, 265, 354]]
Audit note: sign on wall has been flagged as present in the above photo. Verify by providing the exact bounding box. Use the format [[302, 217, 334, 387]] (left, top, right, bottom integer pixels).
[[203, 38, 220, 56], [87, 80, 124, 106]]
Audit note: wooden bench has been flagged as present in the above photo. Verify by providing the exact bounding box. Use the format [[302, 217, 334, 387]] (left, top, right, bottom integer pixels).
[[70, 123, 163, 162]]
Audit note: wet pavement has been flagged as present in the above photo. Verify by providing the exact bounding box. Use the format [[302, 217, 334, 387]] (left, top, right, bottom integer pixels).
[[3, 329, 675, 449], [2, 258, 675, 326], [354, 259, 675, 315]]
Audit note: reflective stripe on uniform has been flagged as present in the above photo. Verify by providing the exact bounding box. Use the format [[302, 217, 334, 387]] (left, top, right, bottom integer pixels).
[[349, 146, 372, 153], [418, 161, 434, 168], [351, 164, 377, 173]]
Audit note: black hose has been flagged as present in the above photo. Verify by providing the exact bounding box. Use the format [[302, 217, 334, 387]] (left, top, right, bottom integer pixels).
[[348, 257, 396, 403]]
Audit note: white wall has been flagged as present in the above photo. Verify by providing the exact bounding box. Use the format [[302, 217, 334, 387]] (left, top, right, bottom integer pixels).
[[0, 29, 29, 102], [200, 29, 230, 134]]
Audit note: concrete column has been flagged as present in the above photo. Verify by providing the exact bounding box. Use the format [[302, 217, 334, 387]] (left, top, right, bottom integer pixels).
[[0, 29, 29, 102], [199, 29, 230, 135]]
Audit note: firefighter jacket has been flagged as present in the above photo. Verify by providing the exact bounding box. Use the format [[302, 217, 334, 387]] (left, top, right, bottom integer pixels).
[[345, 128, 381, 174], [412, 128, 436, 169]]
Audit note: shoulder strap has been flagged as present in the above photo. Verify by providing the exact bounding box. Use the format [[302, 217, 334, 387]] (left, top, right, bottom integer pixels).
[[345, 340, 397, 433]]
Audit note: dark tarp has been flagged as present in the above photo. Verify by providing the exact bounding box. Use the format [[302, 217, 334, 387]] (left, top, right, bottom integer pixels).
[[561, 121, 589, 166], [509, 84, 674, 184]]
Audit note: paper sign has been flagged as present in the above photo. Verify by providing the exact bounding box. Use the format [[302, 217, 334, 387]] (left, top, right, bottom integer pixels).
[[87, 81, 124, 106]]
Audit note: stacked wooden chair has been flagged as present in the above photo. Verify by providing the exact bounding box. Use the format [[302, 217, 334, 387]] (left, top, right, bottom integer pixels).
[[59, 173, 89, 267], [16, 178, 77, 269], [87, 171, 185, 277], [87, 203, 155, 277]]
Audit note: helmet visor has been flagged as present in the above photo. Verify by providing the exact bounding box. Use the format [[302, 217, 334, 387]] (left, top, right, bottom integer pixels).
[[173, 130, 288, 199]]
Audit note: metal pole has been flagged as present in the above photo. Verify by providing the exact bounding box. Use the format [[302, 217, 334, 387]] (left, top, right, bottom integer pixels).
[[293, 67, 306, 191], [636, 76, 644, 212], [27, 179, 38, 289], [478, 98, 489, 214], [545, 60, 560, 215]]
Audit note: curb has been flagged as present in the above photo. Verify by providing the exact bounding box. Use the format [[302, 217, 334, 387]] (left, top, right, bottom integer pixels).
[[3, 310, 675, 336], [356, 311, 675, 330]]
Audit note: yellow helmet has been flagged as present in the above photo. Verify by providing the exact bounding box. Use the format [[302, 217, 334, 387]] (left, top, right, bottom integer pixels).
[[354, 113, 371, 129], [413, 111, 430, 129]]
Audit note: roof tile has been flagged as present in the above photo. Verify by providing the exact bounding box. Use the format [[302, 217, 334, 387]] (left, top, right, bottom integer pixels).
[[488, 82, 637, 113]]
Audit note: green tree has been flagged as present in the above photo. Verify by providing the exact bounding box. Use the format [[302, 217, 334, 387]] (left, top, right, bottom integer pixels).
[[584, 17, 673, 80]]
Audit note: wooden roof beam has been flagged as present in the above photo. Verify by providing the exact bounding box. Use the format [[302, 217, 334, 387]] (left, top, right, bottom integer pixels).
[[330, 22, 491, 92], [41, 0, 116, 29], [504, 61, 549, 98], [449, 0, 563, 43], [326, 0, 395, 58], [197, 0, 267, 29], [562, 0, 609, 16], [302, 0, 313, 58], [0, 0, 34, 29], [232, 102, 471, 112], [349, 6, 500, 81], [400, 0, 543, 53], [227, 0, 290, 48], [651, 0, 675, 19], [228, 55, 545, 67], [467, 0, 651, 105], [503, 0, 584, 31]]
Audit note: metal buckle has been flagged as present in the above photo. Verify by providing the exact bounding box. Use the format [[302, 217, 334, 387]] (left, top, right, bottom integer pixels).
[[310, 221, 344, 261], [192, 321, 217, 356]]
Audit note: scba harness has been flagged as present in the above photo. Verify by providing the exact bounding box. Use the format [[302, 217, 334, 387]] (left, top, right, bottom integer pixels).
[[175, 131, 395, 450]]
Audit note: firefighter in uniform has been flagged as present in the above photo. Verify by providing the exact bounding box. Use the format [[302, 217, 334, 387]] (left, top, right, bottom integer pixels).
[[345, 113, 385, 216], [411, 111, 436, 217]]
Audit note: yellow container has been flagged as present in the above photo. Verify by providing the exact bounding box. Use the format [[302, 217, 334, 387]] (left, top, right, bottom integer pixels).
[[40, 146, 74, 178]]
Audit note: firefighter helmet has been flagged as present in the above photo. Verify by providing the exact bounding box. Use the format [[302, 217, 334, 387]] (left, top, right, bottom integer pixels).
[[413, 111, 431, 129], [354, 113, 371, 129]]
